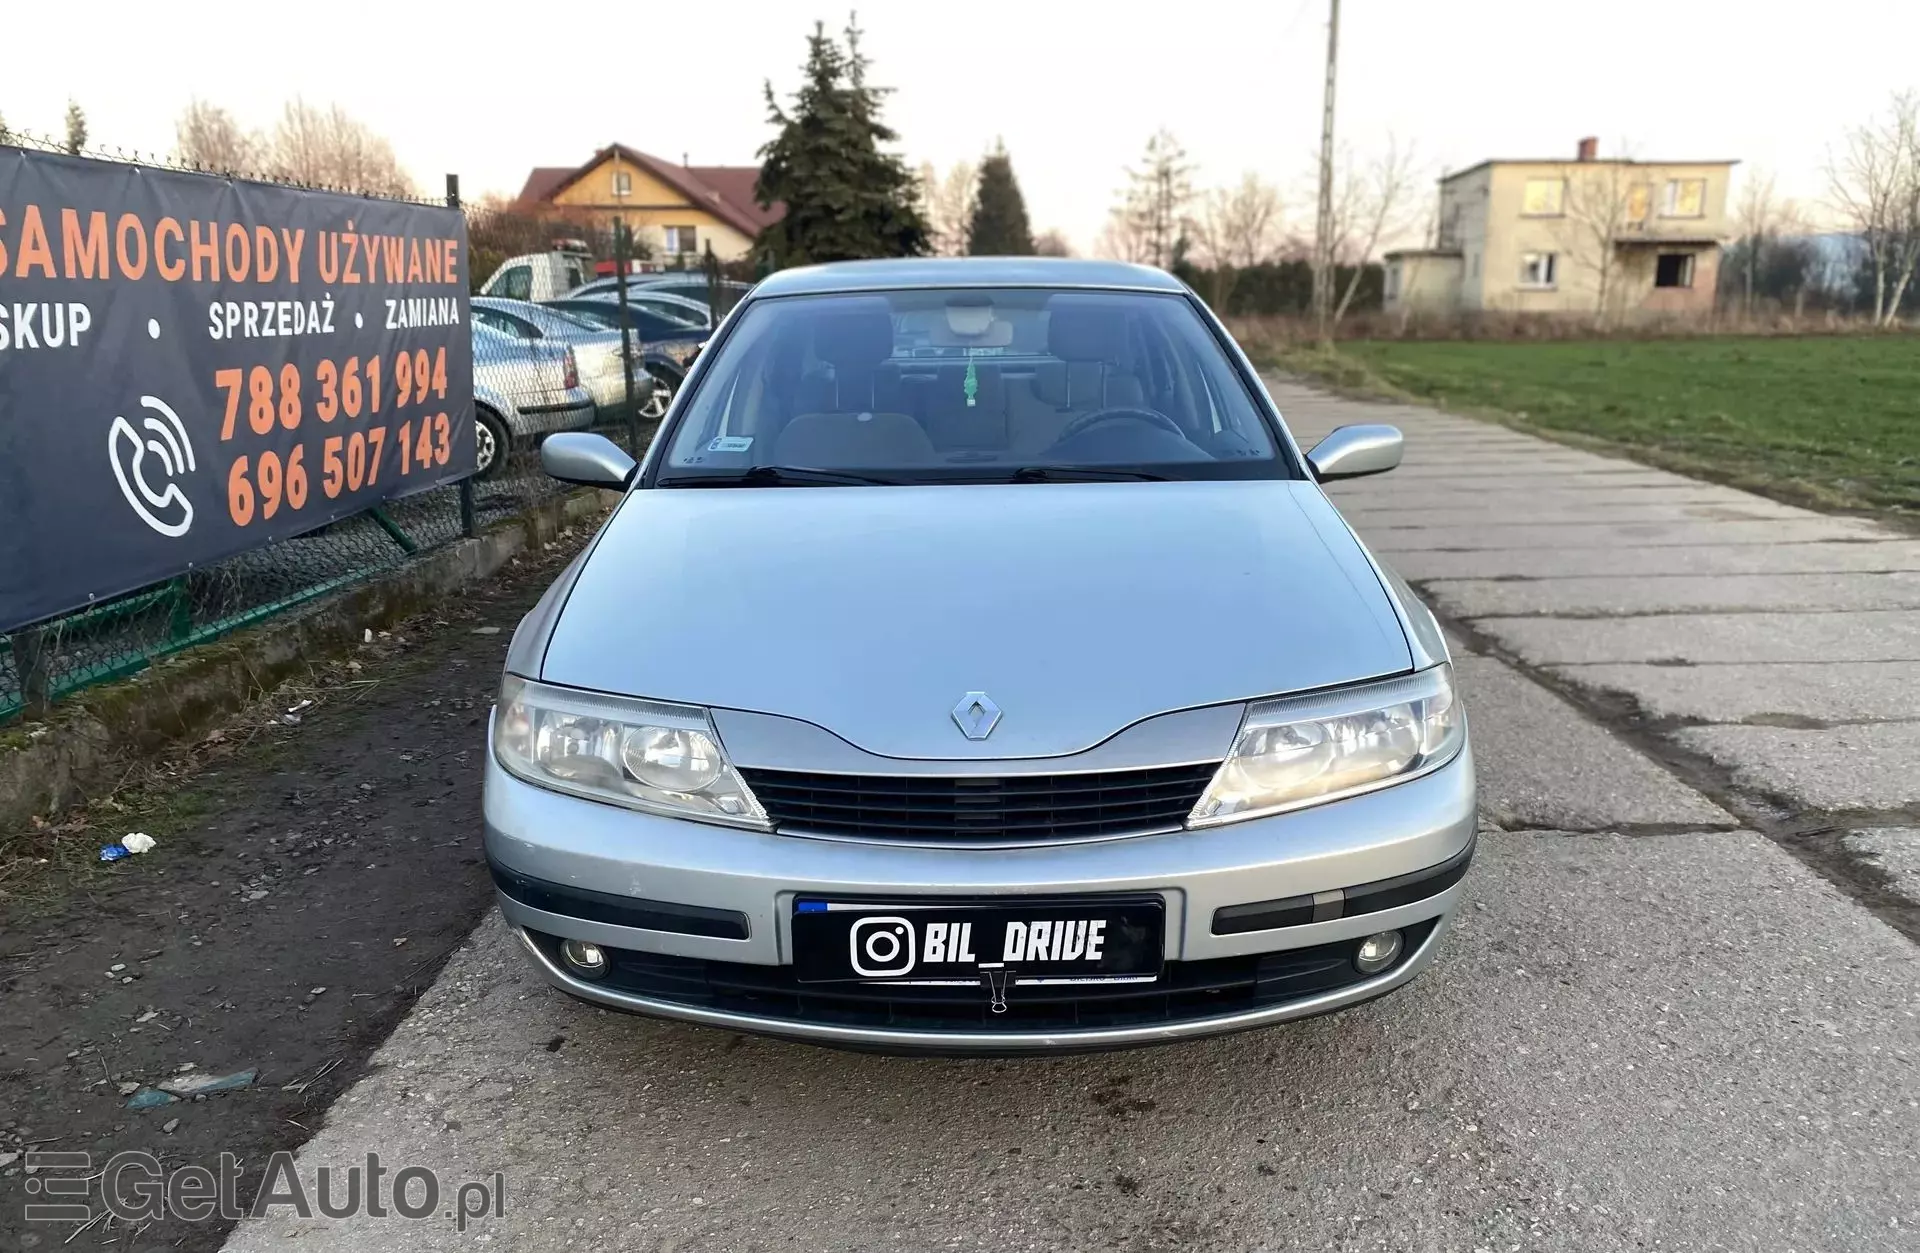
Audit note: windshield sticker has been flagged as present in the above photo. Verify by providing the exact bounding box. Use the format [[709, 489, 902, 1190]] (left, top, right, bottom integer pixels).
[[707, 436, 753, 453]]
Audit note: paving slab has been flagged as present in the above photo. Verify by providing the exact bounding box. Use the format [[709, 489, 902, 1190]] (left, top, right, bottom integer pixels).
[[1368, 517, 1889, 551], [1380, 456, 1680, 479], [1477, 610, 1920, 666], [220, 831, 1920, 1253], [1425, 570, 1920, 618], [1332, 483, 1818, 509], [1454, 655, 1731, 829], [1553, 661, 1920, 725], [1338, 501, 1816, 529], [1846, 829, 1920, 904], [1676, 723, 1920, 811], [1352, 475, 1731, 499], [1381, 541, 1920, 581]]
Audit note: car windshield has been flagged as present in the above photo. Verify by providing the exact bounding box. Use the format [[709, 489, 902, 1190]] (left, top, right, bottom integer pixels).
[[556, 303, 619, 330], [656, 288, 1287, 483], [630, 297, 710, 329], [541, 306, 603, 333]]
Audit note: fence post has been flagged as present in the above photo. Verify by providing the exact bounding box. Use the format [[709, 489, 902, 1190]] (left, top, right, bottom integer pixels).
[[613, 222, 642, 458], [447, 173, 478, 538], [12, 627, 51, 718], [167, 576, 192, 643]]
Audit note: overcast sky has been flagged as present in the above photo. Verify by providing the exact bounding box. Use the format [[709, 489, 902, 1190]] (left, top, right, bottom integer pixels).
[[7, 0, 1915, 250]]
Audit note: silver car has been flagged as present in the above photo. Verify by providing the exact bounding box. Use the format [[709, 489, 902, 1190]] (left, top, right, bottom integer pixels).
[[471, 296, 655, 420], [485, 258, 1474, 1053], [471, 322, 595, 477]]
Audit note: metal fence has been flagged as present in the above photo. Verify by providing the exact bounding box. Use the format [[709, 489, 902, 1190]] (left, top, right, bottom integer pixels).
[[0, 136, 657, 724]]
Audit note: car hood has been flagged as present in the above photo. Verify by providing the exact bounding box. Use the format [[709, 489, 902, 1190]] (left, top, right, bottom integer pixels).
[[539, 480, 1412, 760]]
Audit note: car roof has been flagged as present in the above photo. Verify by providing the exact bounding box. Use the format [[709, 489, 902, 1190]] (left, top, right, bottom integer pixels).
[[750, 257, 1184, 298], [561, 287, 711, 309]]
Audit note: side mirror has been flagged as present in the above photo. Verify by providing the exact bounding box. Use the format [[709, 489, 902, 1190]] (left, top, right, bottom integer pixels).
[[1306, 424, 1403, 482], [540, 432, 636, 489]]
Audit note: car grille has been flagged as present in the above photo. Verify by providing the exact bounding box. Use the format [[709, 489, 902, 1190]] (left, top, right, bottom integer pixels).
[[523, 921, 1436, 1038], [736, 762, 1220, 844]]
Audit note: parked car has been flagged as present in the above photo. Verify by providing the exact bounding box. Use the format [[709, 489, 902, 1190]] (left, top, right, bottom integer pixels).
[[566, 288, 715, 331], [486, 257, 1475, 1054], [480, 251, 599, 304], [470, 322, 594, 478], [471, 296, 657, 420], [565, 273, 754, 315], [540, 298, 708, 420]]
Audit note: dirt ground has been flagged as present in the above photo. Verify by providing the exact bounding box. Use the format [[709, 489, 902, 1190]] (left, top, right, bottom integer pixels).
[[0, 531, 590, 1252]]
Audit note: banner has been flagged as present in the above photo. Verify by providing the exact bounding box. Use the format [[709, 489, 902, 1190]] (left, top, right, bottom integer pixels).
[[0, 148, 474, 632]]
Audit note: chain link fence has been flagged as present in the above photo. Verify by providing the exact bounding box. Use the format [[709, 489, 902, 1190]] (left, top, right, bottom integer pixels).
[[0, 410, 645, 723], [0, 134, 659, 724]]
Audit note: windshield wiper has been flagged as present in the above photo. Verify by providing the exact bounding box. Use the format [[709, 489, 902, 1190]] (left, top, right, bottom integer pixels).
[[657, 465, 904, 488], [1004, 466, 1171, 483]]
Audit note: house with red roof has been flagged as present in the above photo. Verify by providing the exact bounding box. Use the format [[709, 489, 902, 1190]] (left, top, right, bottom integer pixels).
[[516, 145, 784, 262]]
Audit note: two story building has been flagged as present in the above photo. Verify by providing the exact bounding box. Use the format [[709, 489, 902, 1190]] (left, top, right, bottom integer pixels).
[[1385, 138, 1736, 319], [516, 144, 783, 264]]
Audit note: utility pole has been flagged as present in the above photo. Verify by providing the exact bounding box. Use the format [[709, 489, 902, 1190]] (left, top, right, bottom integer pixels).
[[1311, 0, 1340, 342]]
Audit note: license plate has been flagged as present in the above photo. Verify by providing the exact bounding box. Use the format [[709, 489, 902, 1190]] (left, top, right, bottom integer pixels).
[[791, 897, 1164, 984]]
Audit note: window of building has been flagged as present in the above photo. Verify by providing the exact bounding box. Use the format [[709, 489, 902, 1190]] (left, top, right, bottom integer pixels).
[[1469, 252, 1480, 278], [1385, 261, 1401, 300], [1519, 252, 1557, 288], [1654, 253, 1695, 288], [1662, 179, 1706, 217], [1626, 183, 1652, 224], [1521, 178, 1565, 216], [663, 225, 698, 255], [611, 171, 632, 197]]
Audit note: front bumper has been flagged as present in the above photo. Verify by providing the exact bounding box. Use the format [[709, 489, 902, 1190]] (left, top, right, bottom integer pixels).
[[483, 739, 1476, 1051]]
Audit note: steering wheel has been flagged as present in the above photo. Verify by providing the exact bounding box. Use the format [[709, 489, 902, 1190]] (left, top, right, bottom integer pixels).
[[1049, 406, 1189, 447]]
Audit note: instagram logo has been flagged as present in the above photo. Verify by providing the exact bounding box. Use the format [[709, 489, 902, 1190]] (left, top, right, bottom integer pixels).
[[849, 917, 916, 977]]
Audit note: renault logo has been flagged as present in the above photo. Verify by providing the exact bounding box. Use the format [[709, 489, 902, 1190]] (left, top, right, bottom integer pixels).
[[951, 691, 1002, 740]]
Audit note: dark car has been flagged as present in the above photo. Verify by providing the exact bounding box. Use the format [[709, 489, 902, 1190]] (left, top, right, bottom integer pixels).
[[542, 298, 708, 420], [566, 274, 754, 316]]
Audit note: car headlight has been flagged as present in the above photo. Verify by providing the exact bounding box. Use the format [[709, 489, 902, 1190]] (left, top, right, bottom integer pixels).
[[493, 675, 768, 828], [1189, 664, 1463, 826]]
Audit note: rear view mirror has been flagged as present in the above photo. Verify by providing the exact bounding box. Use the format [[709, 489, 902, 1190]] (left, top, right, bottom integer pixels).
[[540, 432, 636, 489], [1307, 424, 1403, 482]]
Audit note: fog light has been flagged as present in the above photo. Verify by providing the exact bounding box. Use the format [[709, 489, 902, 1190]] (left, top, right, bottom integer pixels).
[[1354, 930, 1403, 974], [559, 939, 608, 979]]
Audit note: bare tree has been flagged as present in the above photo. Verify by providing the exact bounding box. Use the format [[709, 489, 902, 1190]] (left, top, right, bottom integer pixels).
[[1186, 189, 1239, 306], [1557, 144, 1641, 323], [265, 99, 414, 196], [1190, 173, 1284, 268], [1326, 137, 1420, 324], [1033, 228, 1072, 257], [175, 99, 262, 174], [1116, 129, 1196, 269], [1095, 208, 1154, 263], [917, 158, 978, 257], [1733, 168, 1779, 315], [1828, 91, 1920, 325], [1223, 172, 1284, 268]]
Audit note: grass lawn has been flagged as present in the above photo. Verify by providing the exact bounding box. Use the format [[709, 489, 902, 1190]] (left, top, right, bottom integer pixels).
[[1275, 336, 1920, 517]]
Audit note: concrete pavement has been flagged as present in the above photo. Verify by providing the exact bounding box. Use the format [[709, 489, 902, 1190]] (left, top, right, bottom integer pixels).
[[220, 378, 1920, 1251]]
